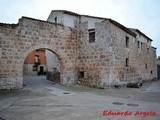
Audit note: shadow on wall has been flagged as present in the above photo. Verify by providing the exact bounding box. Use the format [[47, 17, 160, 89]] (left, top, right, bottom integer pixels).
[[46, 68, 60, 83]]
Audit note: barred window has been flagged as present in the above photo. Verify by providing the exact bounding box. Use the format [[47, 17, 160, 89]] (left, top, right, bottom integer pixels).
[[126, 36, 129, 48], [88, 29, 95, 43]]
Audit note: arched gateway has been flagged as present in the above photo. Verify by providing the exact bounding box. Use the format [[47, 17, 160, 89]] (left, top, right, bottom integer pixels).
[[0, 17, 77, 89]]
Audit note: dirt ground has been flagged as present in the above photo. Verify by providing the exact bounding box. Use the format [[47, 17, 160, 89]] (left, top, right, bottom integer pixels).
[[0, 76, 160, 120]]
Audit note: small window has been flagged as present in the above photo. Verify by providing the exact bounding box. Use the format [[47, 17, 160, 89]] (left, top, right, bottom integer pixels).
[[126, 58, 129, 67], [138, 41, 140, 48], [88, 29, 95, 43], [78, 71, 85, 78], [145, 64, 147, 69], [141, 43, 143, 50], [33, 65, 37, 71], [151, 71, 153, 74], [55, 17, 57, 23], [147, 48, 149, 55], [126, 36, 129, 48], [35, 55, 39, 63]]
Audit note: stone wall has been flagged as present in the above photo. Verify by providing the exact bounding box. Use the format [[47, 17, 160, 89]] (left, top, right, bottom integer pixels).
[[101, 20, 157, 84], [0, 15, 157, 89], [0, 17, 78, 89], [137, 45, 157, 81], [77, 21, 112, 87], [77, 19, 157, 88], [108, 20, 139, 84]]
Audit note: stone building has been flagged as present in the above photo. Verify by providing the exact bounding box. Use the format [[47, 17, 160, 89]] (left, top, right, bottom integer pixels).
[[23, 49, 47, 76], [157, 56, 160, 80], [0, 10, 157, 89], [47, 10, 157, 87]]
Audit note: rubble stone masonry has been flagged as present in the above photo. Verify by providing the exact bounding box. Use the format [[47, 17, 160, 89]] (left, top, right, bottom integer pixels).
[[0, 17, 78, 89], [0, 15, 157, 89], [77, 20, 157, 88]]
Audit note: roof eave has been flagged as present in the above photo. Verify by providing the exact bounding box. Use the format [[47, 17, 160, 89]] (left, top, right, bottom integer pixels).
[[135, 29, 153, 41], [129, 28, 153, 41], [52, 10, 80, 16], [108, 19, 137, 37]]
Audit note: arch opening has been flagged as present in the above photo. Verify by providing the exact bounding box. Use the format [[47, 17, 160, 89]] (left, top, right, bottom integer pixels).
[[23, 48, 61, 88]]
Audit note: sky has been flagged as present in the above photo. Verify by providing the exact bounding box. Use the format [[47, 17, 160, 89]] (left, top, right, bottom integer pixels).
[[0, 0, 160, 56]]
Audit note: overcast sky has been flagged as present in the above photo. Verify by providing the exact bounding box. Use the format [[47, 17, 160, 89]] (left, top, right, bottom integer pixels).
[[0, 0, 160, 56]]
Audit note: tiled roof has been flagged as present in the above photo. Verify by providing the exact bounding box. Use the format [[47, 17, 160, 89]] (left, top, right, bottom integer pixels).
[[129, 28, 153, 41], [81, 14, 105, 19], [107, 19, 137, 37], [52, 10, 137, 37], [52, 10, 80, 16], [52, 10, 106, 19], [0, 23, 17, 28], [21, 16, 63, 26]]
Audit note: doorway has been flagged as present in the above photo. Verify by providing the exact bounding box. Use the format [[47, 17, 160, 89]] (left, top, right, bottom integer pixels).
[[40, 66, 44, 75]]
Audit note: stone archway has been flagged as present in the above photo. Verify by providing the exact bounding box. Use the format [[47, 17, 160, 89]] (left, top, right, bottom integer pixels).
[[23, 46, 62, 82], [0, 17, 77, 90]]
